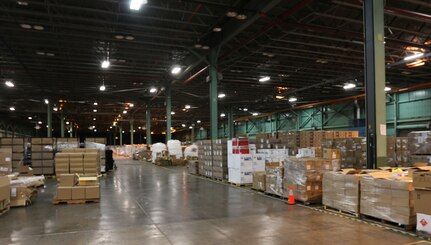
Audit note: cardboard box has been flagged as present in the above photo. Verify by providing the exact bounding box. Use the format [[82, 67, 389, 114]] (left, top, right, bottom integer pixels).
[[252, 172, 266, 191], [18, 166, 34, 176], [71, 187, 86, 200], [0, 176, 11, 201], [413, 171, 431, 189], [57, 187, 72, 200], [414, 190, 431, 215], [59, 174, 78, 187], [85, 185, 100, 199], [323, 148, 341, 159], [417, 213, 431, 235]]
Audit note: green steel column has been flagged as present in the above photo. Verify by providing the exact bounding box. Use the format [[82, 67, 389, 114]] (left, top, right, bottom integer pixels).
[[227, 107, 234, 139], [364, 0, 387, 168], [166, 82, 172, 141], [394, 94, 398, 136], [60, 112, 65, 138], [119, 126, 123, 145], [209, 49, 218, 141], [146, 105, 152, 147], [130, 119, 134, 144], [191, 126, 195, 143], [47, 102, 52, 137]]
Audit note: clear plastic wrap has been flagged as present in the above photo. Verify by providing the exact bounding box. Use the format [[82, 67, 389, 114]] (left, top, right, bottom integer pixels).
[[252, 171, 266, 191], [167, 140, 183, 158], [265, 166, 284, 196], [184, 144, 198, 159], [152, 143, 167, 163], [11, 176, 45, 188], [408, 131, 431, 155], [322, 171, 360, 214], [360, 174, 415, 225]]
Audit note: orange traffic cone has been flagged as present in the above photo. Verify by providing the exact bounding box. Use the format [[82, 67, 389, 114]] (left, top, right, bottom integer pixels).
[[287, 185, 295, 205]]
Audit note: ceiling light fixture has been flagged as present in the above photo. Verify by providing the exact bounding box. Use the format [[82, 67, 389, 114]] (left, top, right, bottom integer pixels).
[[404, 52, 424, 61], [20, 23, 31, 29], [101, 60, 110, 69], [149, 87, 157, 93], [288, 97, 298, 102], [201, 45, 210, 50], [28, 116, 32, 120], [220, 113, 226, 117], [213, 27, 222, 32], [66, 121, 70, 125], [226, 11, 238, 17], [236, 14, 247, 20], [130, 0, 147, 10], [93, 102, 98, 106], [99, 85, 106, 91], [33, 25, 44, 30], [259, 76, 270, 82], [17, 1, 28, 6], [38, 121, 42, 124], [129, 103, 134, 107], [385, 87, 391, 92], [243, 108, 248, 111], [114, 35, 124, 40], [44, 99, 49, 104], [93, 118, 96, 121], [252, 112, 258, 116], [171, 65, 182, 75], [182, 124, 186, 127], [9, 107, 15, 111], [5, 80, 14, 87], [93, 109, 97, 112], [218, 93, 226, 98], [189, 126, 193, 129], [275, 95, 285, 100], [171, 111, 175, 115], [343, 83, 356, 90], [53, 107, 58, 111], [194, 44, 202, 49], [197, 120, 201, 124], [123, 110, 127, 114], [125, 35, 135, 40]]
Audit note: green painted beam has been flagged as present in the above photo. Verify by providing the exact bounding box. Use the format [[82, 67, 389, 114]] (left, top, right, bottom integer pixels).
[[209, 49, 218, 141]]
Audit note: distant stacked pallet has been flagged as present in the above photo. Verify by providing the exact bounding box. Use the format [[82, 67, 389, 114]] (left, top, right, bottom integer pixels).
[[0, 176, 11, 215], [31, 138, 54, 175], [55, 149, 101, 175], [197, 140, 212, 177], [408, 131, 431, 166], [212, 139, 228, 180], [54, 174, 100, 204], [0, 138, 26, 171], [0, 148, 12, 175], [56, 138, 79, 151], [85, 138, 106, 144], [322, 138, 366, 169], [387, 137, 410, 166]]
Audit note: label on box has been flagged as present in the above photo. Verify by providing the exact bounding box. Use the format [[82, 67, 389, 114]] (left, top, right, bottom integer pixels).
[[11, 188, 16, 197], [5, 158, 11, 161]]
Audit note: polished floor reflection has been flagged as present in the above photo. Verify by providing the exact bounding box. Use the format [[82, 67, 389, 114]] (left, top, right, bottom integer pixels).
[[0, 159, 421, 244]]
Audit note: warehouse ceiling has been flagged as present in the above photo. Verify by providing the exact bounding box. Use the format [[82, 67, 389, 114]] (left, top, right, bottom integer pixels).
[[0, 0, 430, 134]]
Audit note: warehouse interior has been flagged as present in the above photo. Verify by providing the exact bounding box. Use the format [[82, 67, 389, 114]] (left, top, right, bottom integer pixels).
[[0, 0, 431, 244]]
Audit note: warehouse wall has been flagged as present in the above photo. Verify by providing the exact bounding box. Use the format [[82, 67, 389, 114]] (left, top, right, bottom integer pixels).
[[194, 88, 431, 140]]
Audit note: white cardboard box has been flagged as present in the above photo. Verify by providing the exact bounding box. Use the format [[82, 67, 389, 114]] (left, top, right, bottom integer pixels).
[[228, 168, 253, 184], [417, 213, 431, 235]]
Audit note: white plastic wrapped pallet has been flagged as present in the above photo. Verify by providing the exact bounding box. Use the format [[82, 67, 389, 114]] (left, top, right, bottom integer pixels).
[[184, 144, 198, 158], [152, 143, 167, 163], [167, 140, 183, 158]]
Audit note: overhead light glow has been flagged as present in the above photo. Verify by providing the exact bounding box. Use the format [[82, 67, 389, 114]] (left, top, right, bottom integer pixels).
[[236, 14, 247, 20], [189, 126, 193, 129], [213, 27, 222, 32], [185, 105, 191, 109], [182, 124, 186, 127], [33, 25, 44, 31], [385, 87, 391, 92], [93, 102, 98, 106], [171, 65, 182, 75], [404, 52, 424, 61], [66, 121, 70, 125], [93, 118, 96, 121], [171, 111, 175, 115], [259, 76, 270, 82], [226, 11, 238, 17], [252, 112, 259, 116], [123, 110, 127, 114], [53, 107, 58, 111], [218, 93, 226, 98], [38, 121, 42, 124], [243, 108, 248, 111], [220, 113, 226, 117], [130, 0, 147, 10], [5, 81, 15, 87], [94, 129, 97, 132], [150, 87, 157, 93], [288, 97, 298, 102], [101, 60, 110, 69], [28, 116, 32, 120], [197, 120, 201, 124], [93, 109, 97, 112], [343, 83, 356, 90], [129, 103, 134, 107], [275, 95, 285, 100], [9, 107, 15, 111], [99, 85, 106, 91], [44, 99, 49, 104]]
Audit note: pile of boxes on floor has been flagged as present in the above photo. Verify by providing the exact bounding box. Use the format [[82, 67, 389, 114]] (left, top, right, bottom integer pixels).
[[55, 148, 102, 175], [152, 141, 188, 166], [0, 165, 46, 216], [55, 173, 100, 203]]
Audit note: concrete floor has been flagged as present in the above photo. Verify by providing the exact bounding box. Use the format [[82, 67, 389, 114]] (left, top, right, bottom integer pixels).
[[0, 159, 423, 245]]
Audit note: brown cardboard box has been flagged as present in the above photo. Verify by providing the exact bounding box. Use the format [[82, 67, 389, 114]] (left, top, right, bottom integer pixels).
[[414, 190, 431, 215], [413, 171, 431, 189], [18, 166, 33, 176], [43, 167, 54, 175], [85, 185, 100, 199], [57, 187, 72, 200], [252, 172, 266, 191], [59, 174, 78, 187], [0, 176, 11, 201], [31, 145, 43, 151], [32, 152, 43, 160], [71, 187, 86, 200], [41, 138, 53, 144], [323, 148, 340, 159]]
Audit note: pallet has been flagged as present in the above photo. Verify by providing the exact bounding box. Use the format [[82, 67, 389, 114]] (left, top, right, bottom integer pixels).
[[416, 231, 431, 241], [212, 177, 226, 182], [264, 192, 285, 199], [323, 205, 360, 218], [0, 205, 10, 216], [53, 198, 100, 205], [294, 199, 320, 206], [359, 214, 415, 231], [228, 182, 252, 187], [251, 188, 265, 193]]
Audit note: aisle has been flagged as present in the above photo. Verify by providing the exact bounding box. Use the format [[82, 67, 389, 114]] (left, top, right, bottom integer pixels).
[[0, 159, 421, 245]]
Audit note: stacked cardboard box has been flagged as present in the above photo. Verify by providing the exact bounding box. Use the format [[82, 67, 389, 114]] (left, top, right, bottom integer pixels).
[[0, 138, 26, 171], [252, 171, 266, 191], [31, 138, 54, 175], [56, 138, 79, 151], [322, 138, 366, 169], [265, 164, 284, 196], [228, 139, 265, 184], [196, 140, 212, 177], [360, 172, 415, 225], [55, 151, 101, 175], [409, 131, 431, 166], [85, 138, 107, 144], [0, 148, 12, 175], [387, 137, 397, 166], [10, 173, 45, 207], [322, 170, 362, 214], [413, 169, 431, 235], [284, 157, 338, 203], [212, 139, 228, 180], [154, 151, 172, 166], [55, 174, 100, 202], [0, 176, 11, 213], [187, 160, 199, 175], [387, 137, 411, 166], [55, 153, 70, 175]]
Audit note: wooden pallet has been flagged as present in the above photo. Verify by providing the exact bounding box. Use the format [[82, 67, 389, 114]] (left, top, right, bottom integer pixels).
[[264, 192, 286, 199], [359, 214, 415, 231], [53, 198, 100, 205], [323, 205, 360, 217], [251, 188, 265, 193], [228, 182, 252, 187], [416, 231, 431, 241], [0, 205, 10, 216]]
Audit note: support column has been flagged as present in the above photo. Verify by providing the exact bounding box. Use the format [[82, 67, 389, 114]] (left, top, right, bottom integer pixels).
[[227, 107, 234, 139], [60, 112, 65, 138], [166, 82, 172, 141], [119, 126, 123, 145], [394, 94, 398, 137], [130, 119, 134, 145], [146, 105, 152, 147], [191, 126, 195, 143], [47, 102, 52, 137], [209, 49, 219, 141], [364, 0, 387, 168]]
